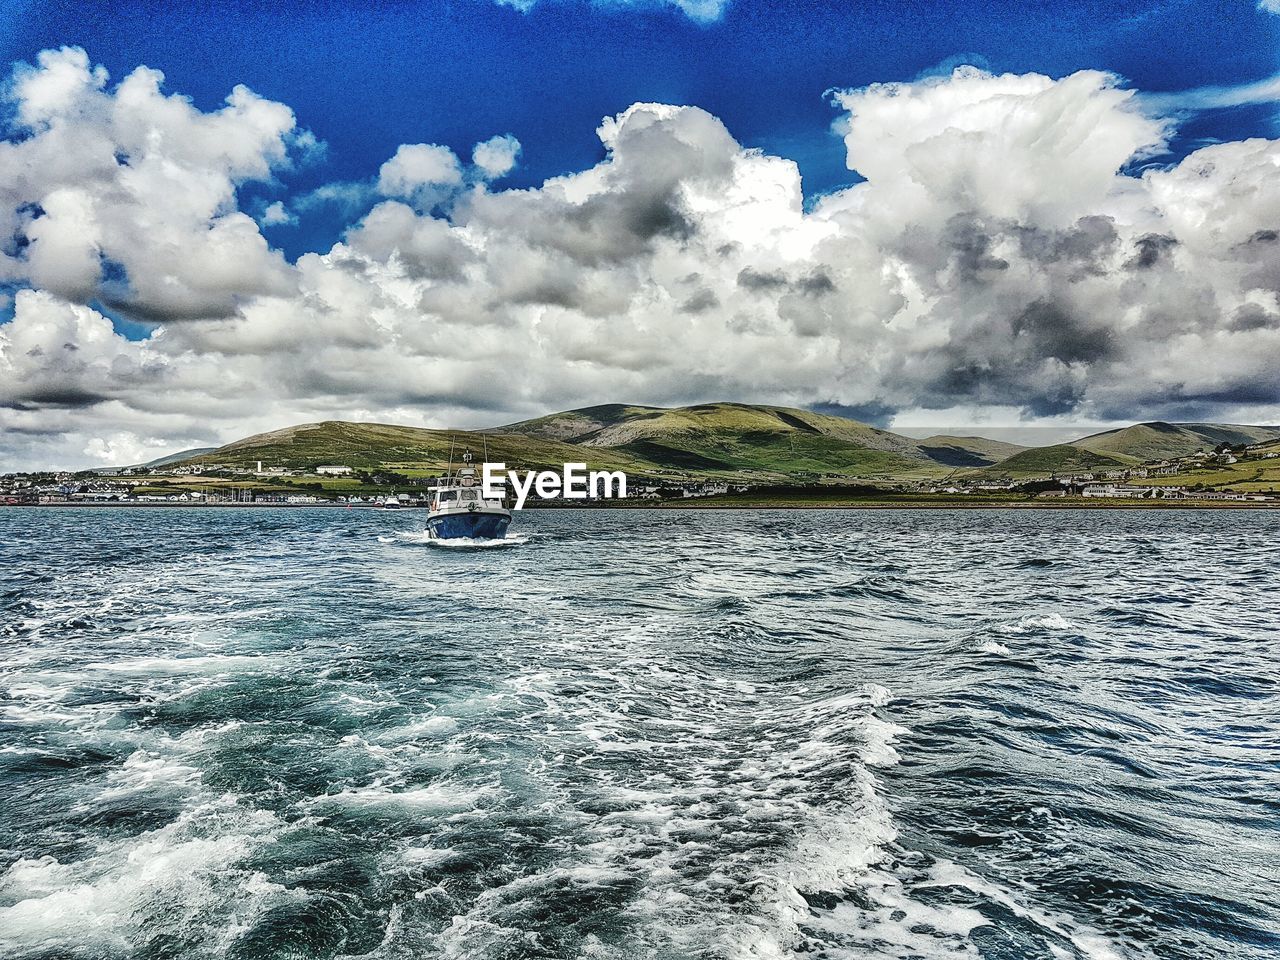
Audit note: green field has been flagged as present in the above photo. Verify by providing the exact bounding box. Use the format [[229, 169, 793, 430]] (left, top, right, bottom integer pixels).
[[1138, 460, 1280, 493]]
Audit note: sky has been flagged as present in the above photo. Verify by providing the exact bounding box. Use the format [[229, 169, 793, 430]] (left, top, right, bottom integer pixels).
[[0, 0, 1278, 468]]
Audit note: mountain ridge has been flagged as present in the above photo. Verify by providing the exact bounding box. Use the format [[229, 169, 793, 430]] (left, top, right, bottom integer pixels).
[[171, 403, 1280, 483], [1073, 421, 1280, 462]]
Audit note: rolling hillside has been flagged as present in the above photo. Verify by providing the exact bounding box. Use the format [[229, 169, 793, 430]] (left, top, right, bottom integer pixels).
[[503, 402, 1023, 472], [912, 435, 1028, 468], [1074, 422, 1280, 462], [180, 403, 1029, 482], [91, 446, 218, 474], [193, 422, 652, 475], [980, 444, 1130, 476], [175, 406, 1280, 486]]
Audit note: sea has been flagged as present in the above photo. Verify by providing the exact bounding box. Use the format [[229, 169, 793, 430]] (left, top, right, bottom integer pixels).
[[0, 507, 1276, 960]]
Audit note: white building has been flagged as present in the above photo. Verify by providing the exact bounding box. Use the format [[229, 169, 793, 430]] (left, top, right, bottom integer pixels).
[[1081, 483, 1156, 498], [315, 465, 353, 475]]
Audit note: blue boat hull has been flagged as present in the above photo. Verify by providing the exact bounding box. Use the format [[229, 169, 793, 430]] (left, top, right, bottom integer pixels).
[[425, 511, 511, 540]]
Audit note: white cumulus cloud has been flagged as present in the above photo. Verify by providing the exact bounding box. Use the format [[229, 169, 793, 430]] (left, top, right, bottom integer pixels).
[[471, 134, 522, 180], [377, 143, 464, 204], [0, 47, 310, 323]]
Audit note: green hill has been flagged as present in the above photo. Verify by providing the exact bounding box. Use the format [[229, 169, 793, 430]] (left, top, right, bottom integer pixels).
[[1074, 422, 1280, 462], [503, 402, 926, 477], [193, 408, 946, 482], [494, 404, 668, 443], [194, 421, 652, 475], [180, 403, 1040, 482], [179, 407, 1280, 486], [91, 446, 219, 474], [981, 444, 1129, 476], [503, 402, 1021, 472], [912, 435, 1027, 468]]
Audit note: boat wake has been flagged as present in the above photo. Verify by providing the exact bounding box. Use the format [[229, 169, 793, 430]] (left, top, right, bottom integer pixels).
[[384, 531, 530, 549], [3, 509, 1275, 960]]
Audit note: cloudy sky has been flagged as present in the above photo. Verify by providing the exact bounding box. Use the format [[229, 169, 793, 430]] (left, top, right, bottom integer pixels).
[[1, 0, 1279, 468]]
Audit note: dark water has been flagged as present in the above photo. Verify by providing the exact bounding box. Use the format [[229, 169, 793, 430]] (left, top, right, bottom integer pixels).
[[0, 508, 1276, 960]]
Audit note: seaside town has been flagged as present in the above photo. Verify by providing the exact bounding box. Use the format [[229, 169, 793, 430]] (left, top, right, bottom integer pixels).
[[920, 440, 1280, 503], [3, 437, 1277, 507], [0, 455, 744, 507]]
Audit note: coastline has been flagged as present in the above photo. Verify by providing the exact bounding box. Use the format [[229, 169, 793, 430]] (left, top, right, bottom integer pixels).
[[7, 499, 1280, 511]]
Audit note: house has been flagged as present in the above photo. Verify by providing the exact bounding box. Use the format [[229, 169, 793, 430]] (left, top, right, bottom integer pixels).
[[1186, 490, 1269, 502], [316, 465, 352, 475], [1081, 483, 1156, 498]]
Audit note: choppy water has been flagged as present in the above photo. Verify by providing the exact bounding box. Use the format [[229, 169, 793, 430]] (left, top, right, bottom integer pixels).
[[1, 508, 1276, 960]]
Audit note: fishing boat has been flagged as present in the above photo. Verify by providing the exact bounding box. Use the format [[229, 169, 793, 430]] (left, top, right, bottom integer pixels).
[[426, 449, 511, 540]]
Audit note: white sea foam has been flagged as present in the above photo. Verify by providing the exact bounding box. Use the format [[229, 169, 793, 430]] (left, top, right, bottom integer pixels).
[[399, 845, 462, 867], [310, 782, 492, 815], [978, 640, 1012, 655], [376, 715, 460, 741], [453, 660, 988, 960], [918, 860, 1154, 960], [0, 703, 84, 726], [854, 714, 909, 767], [424, 532, 530, 550], [90, 750, 203, 804], [80, 654, 270, 675], [5, 681, 67, 701], [1008, 612, 1073, 633], [863, 682, 893, 707], [0, 801, 287, 957]]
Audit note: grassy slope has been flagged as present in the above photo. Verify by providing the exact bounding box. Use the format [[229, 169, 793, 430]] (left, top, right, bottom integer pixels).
[[177, 409, 1280, 489], [585, 403, 933, 479], [1075, 422, 1280, 461], [1139, 458, 1280, 493], [504, 402, 980, 477], [979, 444, 1129, 477], [192, 405, 955, 482], [912, 435, 1027, 467], [492, 404, 667, 442], [195, 422, 657, 475]]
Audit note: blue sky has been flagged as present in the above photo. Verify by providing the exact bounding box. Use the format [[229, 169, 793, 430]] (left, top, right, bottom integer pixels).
[[4, 0, 1277, 263]]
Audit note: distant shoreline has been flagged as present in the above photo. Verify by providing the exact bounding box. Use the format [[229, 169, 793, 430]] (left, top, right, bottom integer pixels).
[[6, 499, 1280, 511]]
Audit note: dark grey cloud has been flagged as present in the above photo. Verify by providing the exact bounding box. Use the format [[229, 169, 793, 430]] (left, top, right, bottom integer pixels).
[[737, 267, 788, 291], [3, 387, 107, 410], [1011, 299, 1115, 364], [681, 288, 719, 313], [1125, 233, 1178, 270]]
